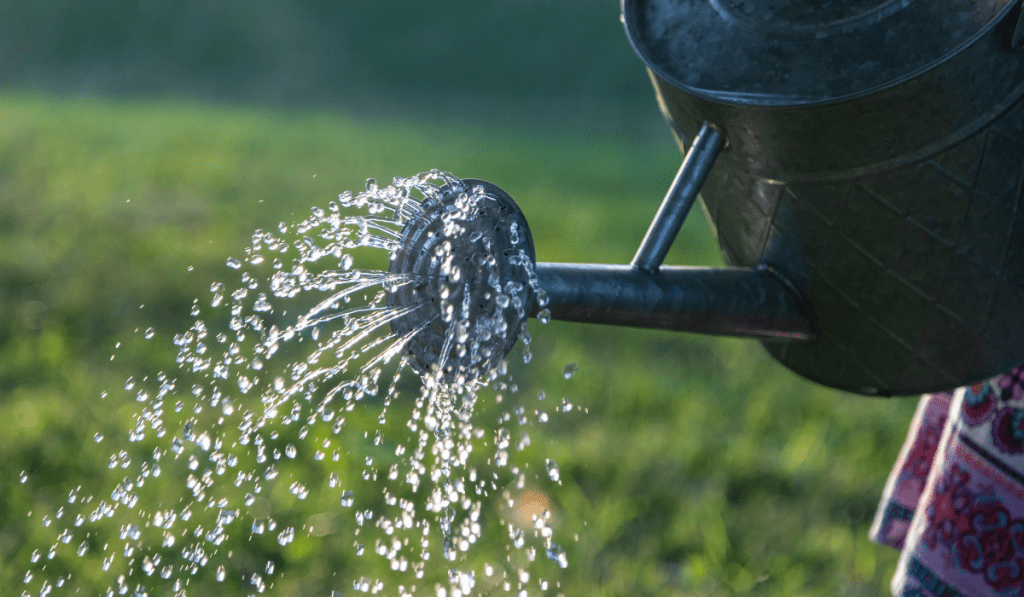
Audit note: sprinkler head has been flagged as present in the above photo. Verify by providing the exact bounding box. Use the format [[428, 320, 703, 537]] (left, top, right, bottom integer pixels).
[[387, 179, 536, 383]]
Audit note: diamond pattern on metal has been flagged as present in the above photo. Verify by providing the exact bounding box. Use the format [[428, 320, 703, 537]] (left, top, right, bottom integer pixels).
[[701, 98, 1024, 395]]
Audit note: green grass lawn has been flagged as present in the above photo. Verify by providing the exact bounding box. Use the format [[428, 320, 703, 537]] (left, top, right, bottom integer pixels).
[[0, 94, 918, 596]]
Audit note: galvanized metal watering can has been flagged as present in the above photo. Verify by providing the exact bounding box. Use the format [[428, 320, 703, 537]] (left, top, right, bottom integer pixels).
[[391, 0, 1024, 396]]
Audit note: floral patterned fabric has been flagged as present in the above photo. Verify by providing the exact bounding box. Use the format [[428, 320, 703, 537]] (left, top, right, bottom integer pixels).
[[871, 366, 1024, 596]]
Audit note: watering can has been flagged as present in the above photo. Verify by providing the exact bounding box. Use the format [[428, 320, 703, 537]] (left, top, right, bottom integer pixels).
[[390, 0, 1024, 396]]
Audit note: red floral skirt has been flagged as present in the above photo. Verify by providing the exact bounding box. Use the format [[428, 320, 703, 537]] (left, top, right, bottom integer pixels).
[[871, 366, 1024, 596]]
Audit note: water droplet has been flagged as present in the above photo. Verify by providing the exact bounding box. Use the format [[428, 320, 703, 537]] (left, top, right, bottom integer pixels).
[[226, 257, 242, 269], [253, 294, 272, 313], [546, 544, 568, 568], [277, 527, 295, 546], [340, 490, 354, 507], [546, 459, 560, 483], [562, 362, 577, 379], [536, 289, 549, 307], [537, 309, 551, 324]]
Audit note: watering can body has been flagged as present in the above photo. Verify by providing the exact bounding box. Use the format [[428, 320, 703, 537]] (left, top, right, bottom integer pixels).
[[615, 0, 1024, 395]]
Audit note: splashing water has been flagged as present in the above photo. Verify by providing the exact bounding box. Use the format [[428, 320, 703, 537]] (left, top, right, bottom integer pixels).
[[19, 171, 578, 597]]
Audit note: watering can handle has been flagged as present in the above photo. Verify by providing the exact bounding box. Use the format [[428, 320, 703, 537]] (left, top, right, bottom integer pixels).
[[532, 119, 815, 341], [632, 122, 726, 273]]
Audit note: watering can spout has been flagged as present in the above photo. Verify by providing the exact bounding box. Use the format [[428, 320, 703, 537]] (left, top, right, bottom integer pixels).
[[385, 123, 814, 383], [533, 263, 815, 341]]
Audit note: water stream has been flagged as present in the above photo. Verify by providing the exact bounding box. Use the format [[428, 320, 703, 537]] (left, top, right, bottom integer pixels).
[[20, 172, 577, 597]]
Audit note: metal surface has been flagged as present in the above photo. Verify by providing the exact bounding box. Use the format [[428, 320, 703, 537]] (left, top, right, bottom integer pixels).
[[387, 179, 535, 382], [633, 123, 726, 273], [622, 0, 1024, 395], [622, 0, 1017, 105], [625, 0, 1024, 176], [535, 263, 814, 341], [754, 100, 1024, 395], [1015, 7, 1024, 49]]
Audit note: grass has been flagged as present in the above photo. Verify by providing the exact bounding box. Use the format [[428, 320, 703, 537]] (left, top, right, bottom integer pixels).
[[0, 93, 918, 596]]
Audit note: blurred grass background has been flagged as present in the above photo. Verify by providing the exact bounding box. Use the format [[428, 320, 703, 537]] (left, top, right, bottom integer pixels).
[[0, 1, 919, 595]]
